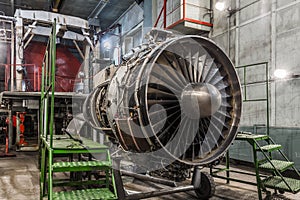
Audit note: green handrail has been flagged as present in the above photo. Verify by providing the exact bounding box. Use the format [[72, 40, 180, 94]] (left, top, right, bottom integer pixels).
[[236, 62, 270, 136], [49, 19, 56, 149]]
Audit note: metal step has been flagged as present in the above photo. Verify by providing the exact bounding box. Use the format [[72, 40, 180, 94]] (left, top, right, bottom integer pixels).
[[236, 133, 269, 141], [262, 176, 300, 193], [53, 161, 112, 172], [53, 188, 117, 200], [259, 160, 294, 172], [258, 144, 282, 152]]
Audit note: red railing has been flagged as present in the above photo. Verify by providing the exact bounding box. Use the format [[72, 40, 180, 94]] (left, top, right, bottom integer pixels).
[[154, 0, 213, 29]]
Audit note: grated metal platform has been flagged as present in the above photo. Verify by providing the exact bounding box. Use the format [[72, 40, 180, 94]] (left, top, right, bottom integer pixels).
[[52, 188, 116, 200], [259, 160, 294, 172], [258, 144, 282, 152], [263, 176, 300, 193], [236, 134, 269, 141], [52, 160, 112, 172]]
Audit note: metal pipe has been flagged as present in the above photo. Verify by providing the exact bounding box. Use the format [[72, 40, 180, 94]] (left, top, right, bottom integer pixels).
[[11, 0, 14, 16], [82, 28, 95, 52], [24, 33, 34, 49], [23, 21, 37, 41], [235, 0, 240, 68], [88, 0, 108, 19], [10, 21, 14, 91], [113, 158, 126, 200], [227, 13, 230, 57], [8, 109, 12, 149], [154, 5, 164, 27], [16, 112, 20, 144], [271, 0, 277, 126], [83, 43, 90, 93], [163, 0, 167, 29], [0, 15, 16, 21], [73, 40, 84, 59], [38, 66, 40, 91], [183, 0, 186, 18], [126, 185, 195, 200], [120, 170, 177, 187], [266, 63, 270, 136], [15, 14, 23, 91], [117, 24, 122, 63], [34, 65, 36, 91]]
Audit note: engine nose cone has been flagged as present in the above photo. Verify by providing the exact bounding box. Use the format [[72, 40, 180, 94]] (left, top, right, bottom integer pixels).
[[181, 83, 222, 119]]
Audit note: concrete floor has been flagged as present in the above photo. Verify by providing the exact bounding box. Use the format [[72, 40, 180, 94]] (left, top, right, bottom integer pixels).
[[0, 148, 300, 200]]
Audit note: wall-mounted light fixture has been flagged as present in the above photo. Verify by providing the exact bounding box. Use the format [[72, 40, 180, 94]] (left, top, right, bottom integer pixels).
[[274, 69, 287, 79], [215, 1, 226, 11], [215, 0, 240, 17], [273, 69, 300, 80]]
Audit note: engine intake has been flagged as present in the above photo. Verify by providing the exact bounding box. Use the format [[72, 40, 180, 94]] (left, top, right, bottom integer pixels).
[[84, 30, 242, 166]]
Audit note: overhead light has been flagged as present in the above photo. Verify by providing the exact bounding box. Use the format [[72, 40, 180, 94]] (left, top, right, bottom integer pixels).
[[215, 1, 226, 11], [274, 69, 288, 79]]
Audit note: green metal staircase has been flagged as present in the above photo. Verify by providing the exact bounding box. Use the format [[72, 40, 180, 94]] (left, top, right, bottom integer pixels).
[[211, 63, 300, 199], [237, 133, 300, 199], [39, 20, 117, 200], [210, 132, 300, 200]]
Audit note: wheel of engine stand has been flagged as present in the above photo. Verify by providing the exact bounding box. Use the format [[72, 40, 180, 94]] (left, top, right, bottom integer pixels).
[[195, 172, 215, 199]]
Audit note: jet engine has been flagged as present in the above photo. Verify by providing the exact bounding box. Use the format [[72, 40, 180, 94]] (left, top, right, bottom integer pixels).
[[84, 30, 242, 167]]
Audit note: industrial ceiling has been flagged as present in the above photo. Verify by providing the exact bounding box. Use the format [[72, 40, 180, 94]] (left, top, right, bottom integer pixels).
[[0, 0, 137, 29]]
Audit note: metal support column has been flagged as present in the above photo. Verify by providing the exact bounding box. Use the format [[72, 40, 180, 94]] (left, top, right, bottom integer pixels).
[[15, 14, 23, 91], [10, 20, 14, 91], [8, 108, 13, 148]]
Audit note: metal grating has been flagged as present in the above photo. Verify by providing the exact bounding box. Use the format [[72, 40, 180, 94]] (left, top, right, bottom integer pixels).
[[259, 144, 282, 152], [53, 161, 111, 172], [263, 176, 300, 193], [53, 188, 117, 200], [236, 133, 269, 141], [259, 160, 294, 171]]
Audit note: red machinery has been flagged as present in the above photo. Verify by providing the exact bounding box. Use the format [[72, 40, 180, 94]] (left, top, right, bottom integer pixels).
[[5, 112, 27, 147], [12, 112, 27, 146], [24, 41, 82, 92]]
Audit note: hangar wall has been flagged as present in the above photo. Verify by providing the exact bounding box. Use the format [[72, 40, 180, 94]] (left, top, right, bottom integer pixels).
[[211, 0, 300, 128], [210, 0, 300, 165]]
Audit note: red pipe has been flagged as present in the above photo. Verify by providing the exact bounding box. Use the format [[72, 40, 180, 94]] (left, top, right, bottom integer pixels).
[[33, 66, 36, 91], [154, 6, 164, 27], [184, 18, 213, 27], [163, 0, 167, 29], [38, 67, 40, 91], [166, 18, 213, 30], [5, 64, 9, 91], [183, 0, 186, 19]]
